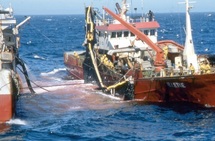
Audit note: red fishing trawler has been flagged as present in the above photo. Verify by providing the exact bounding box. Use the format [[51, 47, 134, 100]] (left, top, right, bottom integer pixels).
[[64, 0, 215, 107], [0, 4, 34, 123]]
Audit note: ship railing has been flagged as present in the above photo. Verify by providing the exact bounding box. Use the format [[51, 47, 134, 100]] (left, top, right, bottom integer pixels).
[[129, 17, 152, 23], [211, 67, 215, 73], [134, 64, 215, 78], [95, 16, 153, 26], [158, 67, 215, 77], [142, 67, 196, 78], [163, 68, 190, 77]]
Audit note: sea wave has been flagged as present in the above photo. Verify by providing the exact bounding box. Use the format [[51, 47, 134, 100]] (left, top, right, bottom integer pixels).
[[40, 68, 66, 76], [6, 119, 27, 125], [33, 54, 46, 60], [9, 13, 215, 141], [45, 19, 53, 22]]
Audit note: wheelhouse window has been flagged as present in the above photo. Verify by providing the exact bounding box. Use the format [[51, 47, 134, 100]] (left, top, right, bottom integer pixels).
[[150, 29, 155, 35], [111, 32, 117, 38], [104, 31, 108, 38], [124, 31, 129, 37], [130, 32, 135, 37], [144, 30, 149, 35], [117, 32, 122, 38], [98, 31, 102, 37]]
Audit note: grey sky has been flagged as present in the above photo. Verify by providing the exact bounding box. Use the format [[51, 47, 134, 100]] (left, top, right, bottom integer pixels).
[[1, 0, 214, 15]]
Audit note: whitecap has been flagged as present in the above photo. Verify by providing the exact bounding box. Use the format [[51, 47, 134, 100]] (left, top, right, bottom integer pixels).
[[69, 106, 82, 110], [205, 104, 215, 108], [207, 14, 212, 17], [6, 119, 27, 125], [33, 54, 46, 60], [27, 41, 32, 44], [95, 91, 122, 100], [40, 68, 66, 76], [45, 19, 52, 21]]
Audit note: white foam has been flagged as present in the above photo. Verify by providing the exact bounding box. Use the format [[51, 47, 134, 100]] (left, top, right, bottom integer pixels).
[[40, 68, 66, 76], [33, 85, 67, 94], [27, 41, 32, 44], [95, 91, 122, 100], [6, 119, 27, 125], [69, 106, 82, 110], [207, 13, 212, 17], [33, 54, 46, 60], [67, 79, 84, 84], [205, 104, 215, 108], [45, 19, 52, 21]]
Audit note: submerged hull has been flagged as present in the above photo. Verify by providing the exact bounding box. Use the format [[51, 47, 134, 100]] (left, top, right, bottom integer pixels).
[[64, 3, 215, 108], [0, 70, 18, 123], [64, 52, 84, 79], [64, 52, 215, 107]]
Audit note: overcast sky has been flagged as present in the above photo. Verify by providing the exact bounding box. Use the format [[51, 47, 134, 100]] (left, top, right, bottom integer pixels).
[[1, 0, 214, 15]]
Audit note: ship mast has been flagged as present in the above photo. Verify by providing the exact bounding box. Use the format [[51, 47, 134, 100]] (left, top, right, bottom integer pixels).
[[120, 0, 128, 21], [182, 0, 198, 70]]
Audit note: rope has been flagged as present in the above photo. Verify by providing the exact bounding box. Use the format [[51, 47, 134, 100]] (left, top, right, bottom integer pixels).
[[20, 82, 84, 91], [28, 23, 54, 43], [11, 71, 20, 95], [0, 82, 10, 91], [16, 66, 50, 93], [0, 71, 19, 95]]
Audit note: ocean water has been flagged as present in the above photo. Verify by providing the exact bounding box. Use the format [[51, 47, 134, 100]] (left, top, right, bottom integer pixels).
[[1, 12, 215, 141]]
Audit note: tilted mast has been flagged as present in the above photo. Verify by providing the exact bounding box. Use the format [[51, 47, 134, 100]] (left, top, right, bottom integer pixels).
[[182, 0, 198, 70]]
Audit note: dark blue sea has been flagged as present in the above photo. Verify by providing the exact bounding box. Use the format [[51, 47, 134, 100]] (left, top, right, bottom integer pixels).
[[1, 12, 215, 141]]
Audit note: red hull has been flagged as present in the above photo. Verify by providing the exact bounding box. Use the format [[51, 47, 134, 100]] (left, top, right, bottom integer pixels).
[[134, 74, 215, 106], [64, 52, 84, 79], [0, 70, 19, 123], [64, 51, 215, 106], [0, 95, 13, 123], [64, 53, 215, 106]]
